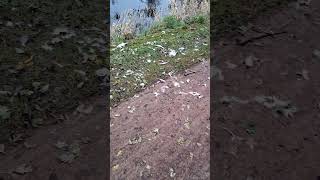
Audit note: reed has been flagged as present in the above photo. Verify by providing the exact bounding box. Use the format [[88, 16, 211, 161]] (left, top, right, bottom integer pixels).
[[169, 0, 209, 20], [111, 0, 209, 41]]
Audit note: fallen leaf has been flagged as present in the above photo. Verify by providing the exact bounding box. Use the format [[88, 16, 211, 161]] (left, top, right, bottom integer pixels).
[[168, 49, 177, 57], [15, 48, 25, 54], [40, 84, 49, 93], [77, 82, 84, 88], [116, 150, 123, 156], [211, 66, 224, 80], [55, 141, 68, 150], [0, 105, 11, 120], [13, 164, 33, 175], [0, 144, 4, 153], [244, 55, 257, 67], [69, 142, 80, 156], [152, 128, 159, 135], [16, 56, 34, 70], [0, 91, 11, 96], [23, 142, 37, 149], [6, 21, 13, 27], [302, 69, 309, 80], [177, 137, 185, 145], [225, 61, 237, 69], [57, 152, 75, 163], [128, 106, 136, 113], [51, 37, 63, 44], [52, 27, 69, 35], [128, 136, 142, 145], [313, 49, 320, 59], [31, 118, 43, 127], [19, 35, 29, 46], [81, 137, 91, 144], [112, 164, 120, 171], [189, 152, 194, 159], [76, 104, 93, 114], [246, 137, 256, 150], [184, 122, 191, 129], [254, 96, 298, 118], [42, 43, 53, 51], [95, 68, 109, 77], [169, 168, 176, 178], [74, 69, 86, 76], [220, 96, 249, 104]]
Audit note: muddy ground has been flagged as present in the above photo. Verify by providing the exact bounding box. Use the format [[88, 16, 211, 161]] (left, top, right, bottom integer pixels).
[[212, 0, 320, 179]]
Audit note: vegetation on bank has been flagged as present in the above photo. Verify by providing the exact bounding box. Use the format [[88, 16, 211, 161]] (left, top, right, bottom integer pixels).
[[110, 14, 209, 105]]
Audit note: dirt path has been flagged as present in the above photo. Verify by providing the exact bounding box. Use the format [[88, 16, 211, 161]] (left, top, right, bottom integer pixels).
[[110, 60, 210, 179], [212, 0, 320, 179]]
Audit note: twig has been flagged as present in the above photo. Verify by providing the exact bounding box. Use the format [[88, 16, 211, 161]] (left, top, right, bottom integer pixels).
[[184, 70, 196, 76], [237, 31, 287, 46]]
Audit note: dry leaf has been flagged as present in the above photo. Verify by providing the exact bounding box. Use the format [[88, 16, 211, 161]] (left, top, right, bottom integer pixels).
[[0, 144, 4, 153], [14, 164, 33, 174], [112, 164, 120, 171]]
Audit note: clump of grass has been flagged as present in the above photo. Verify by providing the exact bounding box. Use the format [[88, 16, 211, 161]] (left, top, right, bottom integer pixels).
[[163, 16, 185, 29]]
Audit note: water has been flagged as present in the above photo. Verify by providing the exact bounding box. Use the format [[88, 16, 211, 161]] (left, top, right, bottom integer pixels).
[[110, 0, 207, 37], [110, 0, 171, 23]]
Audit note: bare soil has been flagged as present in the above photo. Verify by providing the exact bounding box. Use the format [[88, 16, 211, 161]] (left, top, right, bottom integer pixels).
[[212, 0, 320, 179], [0, 60, 210, 180], [110, 60, 210, 179], [0, 97, 107, 180]]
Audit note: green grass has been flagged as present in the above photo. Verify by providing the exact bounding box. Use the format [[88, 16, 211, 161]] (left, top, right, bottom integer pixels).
[[110, 15, 209, 105]]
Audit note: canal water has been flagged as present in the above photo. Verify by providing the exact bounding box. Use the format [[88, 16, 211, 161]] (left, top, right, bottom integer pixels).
[[110, 0, 171, 23], [110, 0, 207, 36]]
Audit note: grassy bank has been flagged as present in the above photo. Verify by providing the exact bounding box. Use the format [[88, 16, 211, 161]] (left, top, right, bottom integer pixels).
[[110, 15, 209, 105]]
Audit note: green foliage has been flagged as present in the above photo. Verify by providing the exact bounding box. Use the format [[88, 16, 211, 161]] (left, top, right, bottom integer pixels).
[[163, 16, 184, 29], [185, 15, 207, 25]]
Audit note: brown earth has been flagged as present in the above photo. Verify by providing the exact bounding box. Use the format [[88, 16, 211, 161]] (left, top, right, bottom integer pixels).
[[0, 96, 107, 180], [110, 60, 210, 179], [212, 0, 320, 179], [0, 60, 210, 180]]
